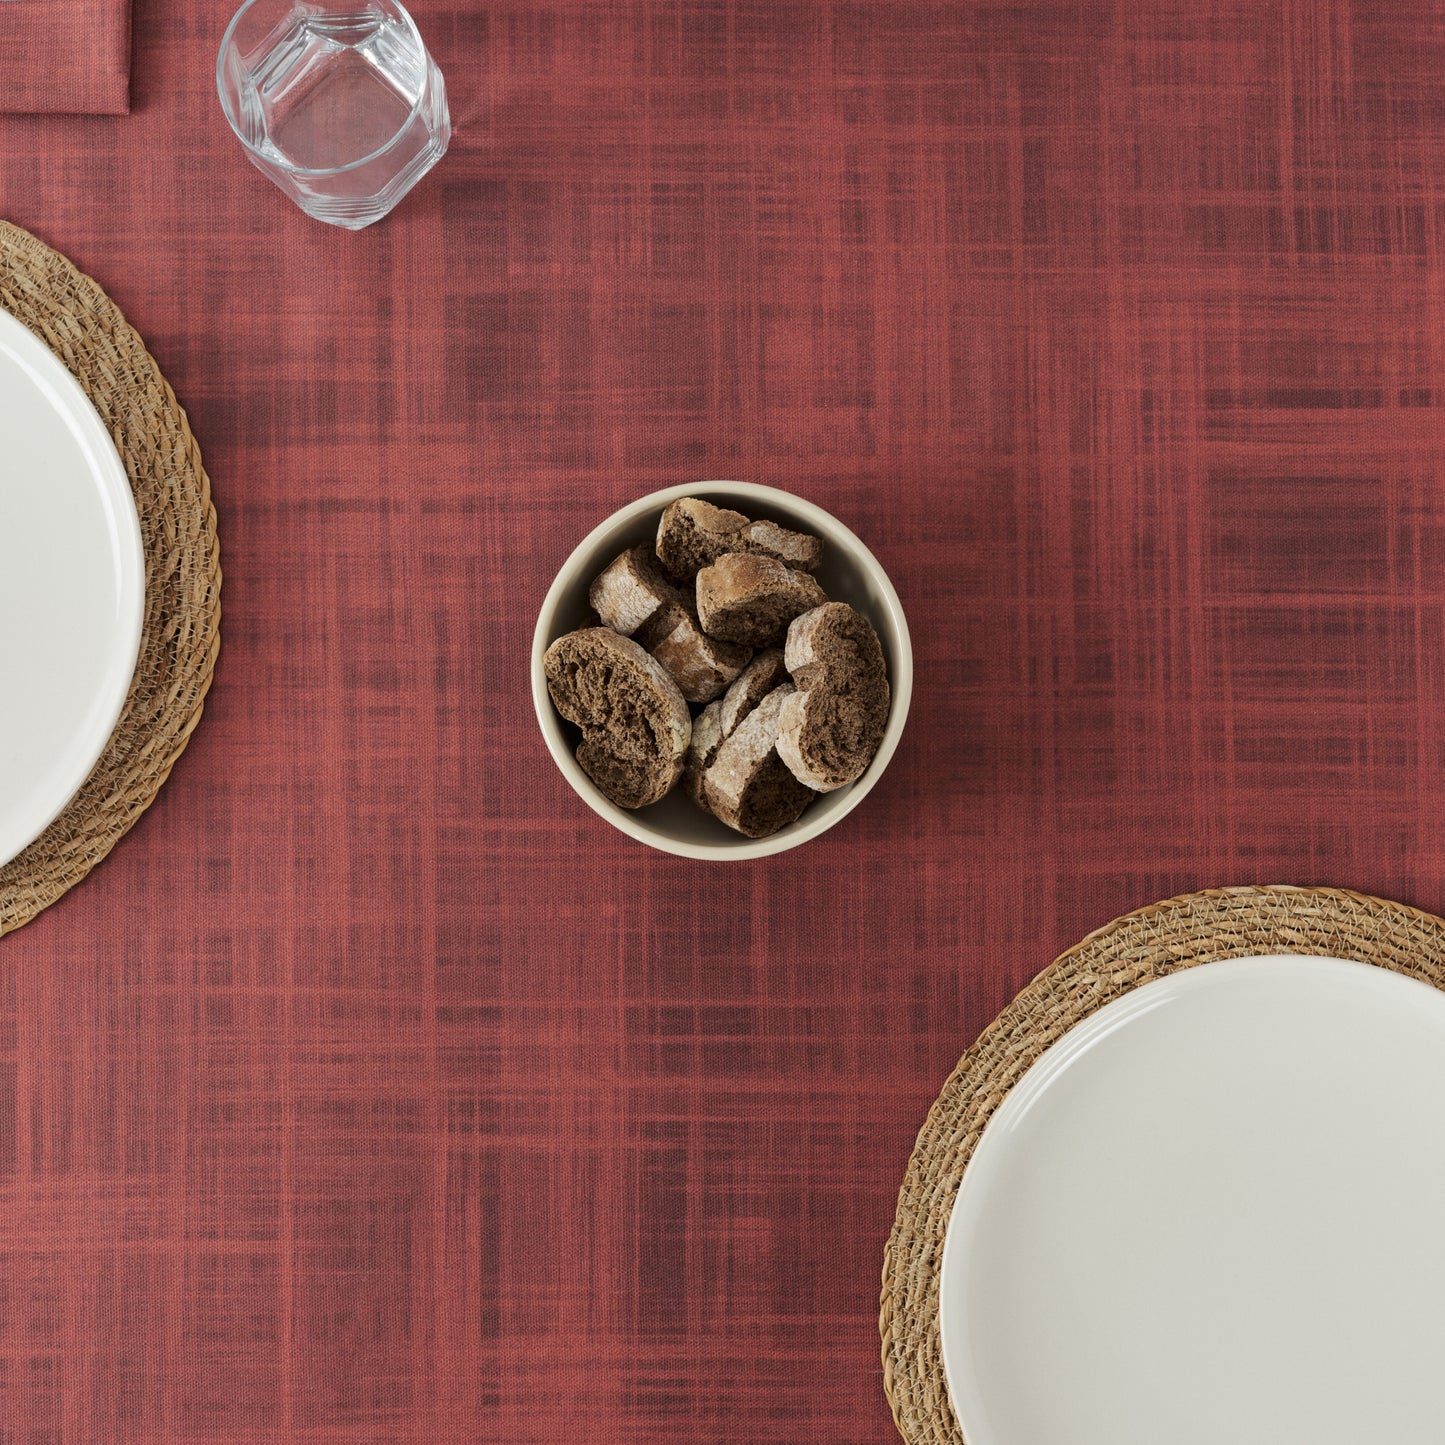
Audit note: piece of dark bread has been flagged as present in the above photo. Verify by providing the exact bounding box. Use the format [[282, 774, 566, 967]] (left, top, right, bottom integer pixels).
[[703, 684, 816, 837], [696, 553, 828, 647], [682, 701, 726, 810], [589, 544, 750, 703], [716, 648, 788, 735], [682, 650, 789, 813], [543, 628, 691, 809], [640, 606, 751, 703], [588, 544, 681, 636], [655, 497, 824, 581], [776, 603, 890, 792]]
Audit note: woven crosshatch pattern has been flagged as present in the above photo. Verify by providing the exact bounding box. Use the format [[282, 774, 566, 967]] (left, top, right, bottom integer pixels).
[[0, 0, 131, 114], [6, 2, 1445, 1441]]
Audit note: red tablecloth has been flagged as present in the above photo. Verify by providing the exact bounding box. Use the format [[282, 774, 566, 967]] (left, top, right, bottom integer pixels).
[[5, 2, 1445, 1440]]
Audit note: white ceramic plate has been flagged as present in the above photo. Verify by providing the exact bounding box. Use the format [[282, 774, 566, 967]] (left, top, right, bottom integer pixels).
[[940, 954, 1445, 1445], [0, 307, 144, 867]]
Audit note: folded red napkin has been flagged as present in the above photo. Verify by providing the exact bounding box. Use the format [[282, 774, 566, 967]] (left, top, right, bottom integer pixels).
[[0, 0, 132, 114]]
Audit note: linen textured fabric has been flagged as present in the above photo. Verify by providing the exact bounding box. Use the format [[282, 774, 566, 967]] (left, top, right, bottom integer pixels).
[[5, 1, 1445, 1442], [0, 0, 131, 115]]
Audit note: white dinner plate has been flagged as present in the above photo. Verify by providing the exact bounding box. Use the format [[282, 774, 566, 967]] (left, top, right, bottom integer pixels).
[[940, 954, 1445, 1445], [0, 307, 144, 866]]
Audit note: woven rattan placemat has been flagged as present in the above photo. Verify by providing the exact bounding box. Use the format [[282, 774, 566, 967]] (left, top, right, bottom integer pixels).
[[880, 883, 1445, 1444], [0, 221, 220, 937]]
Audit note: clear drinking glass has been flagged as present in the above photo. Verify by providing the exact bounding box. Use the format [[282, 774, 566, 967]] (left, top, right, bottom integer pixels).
[[217, 0, 450, 230]]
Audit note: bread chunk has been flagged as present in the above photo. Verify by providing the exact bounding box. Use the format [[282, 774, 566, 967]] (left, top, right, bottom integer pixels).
[[696, 553, 827, 646], [655, 497, 823, 581], [682, 701, 726, 810], [543, 628, 691, 808], [588, 544, 682, 637], [704, 684, 816, 837], [682, 650, 788, 814], [716, 649, 788, 736], [643, 607, 751, 703], [589, 544, 750, 703], [776, 603, 889, 792]]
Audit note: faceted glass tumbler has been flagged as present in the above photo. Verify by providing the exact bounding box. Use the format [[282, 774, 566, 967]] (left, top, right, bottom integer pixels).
[[217, 0, 450, 230]]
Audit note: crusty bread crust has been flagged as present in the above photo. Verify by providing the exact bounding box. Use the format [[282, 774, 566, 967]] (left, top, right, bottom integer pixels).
[[704, 684, 815, 836], [682, 701, 725, 810], [655, 497, 824, 580], [717, 649, 788, 736], [780, 603, 831, 680], [705, 685, 791, 818], [696, 553, 827, 646], [589, 545, 681, 636], [682, 651, 788, 815], [776, 603, 889, 792], [589, 544, 750, 703], [646, 611, 750, 703]]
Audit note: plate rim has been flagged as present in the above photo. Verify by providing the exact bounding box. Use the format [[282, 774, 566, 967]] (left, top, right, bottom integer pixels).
[[0, 306, 145, 867]]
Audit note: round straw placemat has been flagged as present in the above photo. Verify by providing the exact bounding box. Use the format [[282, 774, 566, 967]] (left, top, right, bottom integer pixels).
[[0, 221, 220, 938], [880, 884, 1445, 1445]]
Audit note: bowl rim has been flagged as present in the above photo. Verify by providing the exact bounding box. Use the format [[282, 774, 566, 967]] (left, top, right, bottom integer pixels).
[[530, 480, 914, 861]]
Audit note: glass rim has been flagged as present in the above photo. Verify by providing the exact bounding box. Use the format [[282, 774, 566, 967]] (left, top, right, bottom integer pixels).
[[216, 0, 434, 178]]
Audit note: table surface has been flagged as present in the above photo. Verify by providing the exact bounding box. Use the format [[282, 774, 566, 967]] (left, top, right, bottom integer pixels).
[[6, 1, 1445, 1441]]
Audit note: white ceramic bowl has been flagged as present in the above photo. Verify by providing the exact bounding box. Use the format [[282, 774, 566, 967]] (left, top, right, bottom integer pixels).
[[531, 481, 912, 860]]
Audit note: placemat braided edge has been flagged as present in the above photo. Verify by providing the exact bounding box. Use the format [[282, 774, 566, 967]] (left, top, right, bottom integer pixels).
[[0, 220, 220, 937], [879, 883, 1445, 1444]]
